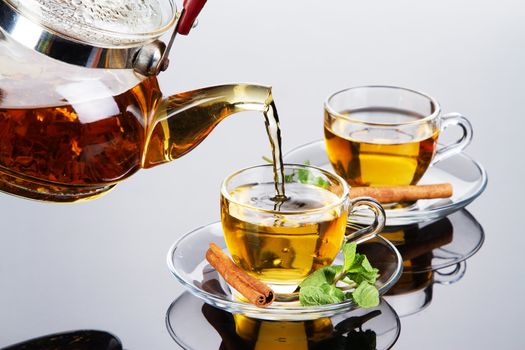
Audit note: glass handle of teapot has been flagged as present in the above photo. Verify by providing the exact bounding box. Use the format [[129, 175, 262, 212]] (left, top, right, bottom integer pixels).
[[432, 112, 473, 165], [177, 0, 208, 35], [344, 197, 386, 244]]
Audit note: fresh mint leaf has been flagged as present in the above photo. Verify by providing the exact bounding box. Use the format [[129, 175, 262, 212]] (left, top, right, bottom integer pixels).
[[297, 232, 380, 308], [299, 286, 326, 306], [346, 254, 364, 273], [352, 281, 379, 308], [262, 157, 330, 188], [297, 166, 310, 183], [321, 283, 345, 302], [300, 283, 345, 306], [340, 278, 358, 288], [314, 176, 331, 189], [346, 253, 379, 284], [284, 173, 295, 183], [361, 255, 375, 273], [347, 271, 378, 285], [343, 242, 357, 272], [262, 155, 273, 164], [296, 161, 331, 189], [300, 265, 343, 288]]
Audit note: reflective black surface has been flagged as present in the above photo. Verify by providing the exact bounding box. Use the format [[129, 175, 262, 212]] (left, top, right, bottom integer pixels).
[[164, 210, 476, 349], [0, 205, 490, 349], [1, 330, 122, 350], [166, 293, 401, 350]]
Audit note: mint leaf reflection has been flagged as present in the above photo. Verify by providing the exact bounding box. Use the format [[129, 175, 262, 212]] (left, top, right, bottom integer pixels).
[[310, 309, 381, 350]]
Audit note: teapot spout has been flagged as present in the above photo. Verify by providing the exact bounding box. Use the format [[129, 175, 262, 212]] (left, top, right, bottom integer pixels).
[[143, 84, 272, 168]]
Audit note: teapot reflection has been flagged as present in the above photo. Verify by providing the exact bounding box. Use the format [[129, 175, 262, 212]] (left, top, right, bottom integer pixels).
[[201, 303, 384, 350], [0, 27, 275, 202]]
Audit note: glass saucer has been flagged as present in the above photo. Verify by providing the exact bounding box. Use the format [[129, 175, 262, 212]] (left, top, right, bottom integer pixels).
[[166, 292, 401, 350], [284, 140, 488, 226], [167, 222, 403, 321]]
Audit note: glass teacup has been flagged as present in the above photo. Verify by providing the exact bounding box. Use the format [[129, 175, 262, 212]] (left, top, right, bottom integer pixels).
[[324, 86, 473, 187], [220, 164, 385, 294]]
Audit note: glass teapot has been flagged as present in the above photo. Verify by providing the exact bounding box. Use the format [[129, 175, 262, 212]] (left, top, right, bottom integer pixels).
[[0, 0, 274, 202]]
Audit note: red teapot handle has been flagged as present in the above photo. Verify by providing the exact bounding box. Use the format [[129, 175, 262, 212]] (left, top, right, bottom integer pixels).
[[177, 0, 208, 35]]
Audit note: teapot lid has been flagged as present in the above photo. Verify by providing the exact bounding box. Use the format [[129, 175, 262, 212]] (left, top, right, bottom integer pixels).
[[3, 0, 177, 47], [0, 0, 193, 75]]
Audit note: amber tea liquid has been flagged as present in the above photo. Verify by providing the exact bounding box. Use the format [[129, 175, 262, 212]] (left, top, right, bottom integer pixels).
[[0, 70, 285, 201], [222, 182, 348, 287], [324, 108, 439, 187]]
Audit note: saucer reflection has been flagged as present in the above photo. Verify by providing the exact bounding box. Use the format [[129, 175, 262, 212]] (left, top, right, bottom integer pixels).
[[381, 209, 484, 273], [204, 305, 381, 350], [381, 209, 483, 317], [166, 293, 401, 350], [385, 261, 466, 317]]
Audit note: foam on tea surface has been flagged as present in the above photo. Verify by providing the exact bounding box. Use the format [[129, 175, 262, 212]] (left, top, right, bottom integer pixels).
[[229, 182, 340, 213], [7, 0, 174, 46]]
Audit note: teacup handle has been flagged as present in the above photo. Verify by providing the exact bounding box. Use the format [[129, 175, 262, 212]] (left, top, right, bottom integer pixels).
[[344, 197, 386, 244], [432, 112, 473, 165], [434, 261, 467, 285]]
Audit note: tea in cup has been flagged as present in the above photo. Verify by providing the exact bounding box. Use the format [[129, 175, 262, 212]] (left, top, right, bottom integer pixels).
[[324, 86, 473, 187], [220, 164, 385, 294]]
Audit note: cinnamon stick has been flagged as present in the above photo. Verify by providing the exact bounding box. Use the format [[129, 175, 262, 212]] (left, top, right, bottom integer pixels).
[[206, 243, 275, 307], [349, 183, 453, 203]]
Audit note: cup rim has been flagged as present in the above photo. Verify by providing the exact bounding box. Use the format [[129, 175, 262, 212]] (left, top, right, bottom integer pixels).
[[221, 163, 350, 215], [324, 85, 442, 126]]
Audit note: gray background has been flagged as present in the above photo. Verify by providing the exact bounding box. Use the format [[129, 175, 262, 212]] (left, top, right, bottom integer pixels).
[[1, 0, 524, 348]]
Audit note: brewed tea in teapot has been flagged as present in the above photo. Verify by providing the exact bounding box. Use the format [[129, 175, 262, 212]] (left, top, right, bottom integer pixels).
[[0, 0, 286, 202]]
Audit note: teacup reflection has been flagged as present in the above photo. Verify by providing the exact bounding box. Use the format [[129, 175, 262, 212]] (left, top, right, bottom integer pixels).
[[202, 302, 392, 350], [379, 209, 484, 317], [385, 262, 466, 317], [379, 209, 484, 273], [202, 304, 333, 349], [382, 217, 454, 272], [166, 292, 401, 350]]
